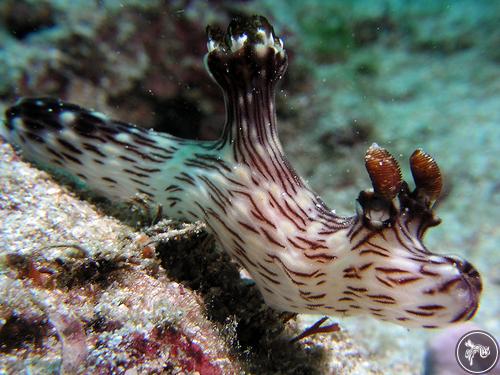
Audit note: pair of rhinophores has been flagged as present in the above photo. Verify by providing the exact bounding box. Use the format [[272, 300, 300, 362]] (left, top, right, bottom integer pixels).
[[1, 15, 482, 329]]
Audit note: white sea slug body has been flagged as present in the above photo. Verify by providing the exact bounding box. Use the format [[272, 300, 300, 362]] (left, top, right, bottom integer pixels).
[[1, 15, 481, 329]]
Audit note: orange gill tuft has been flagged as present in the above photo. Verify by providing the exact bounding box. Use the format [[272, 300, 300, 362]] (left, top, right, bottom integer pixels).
[[410, 149, 442, 202], [364, 144, 403, 200]]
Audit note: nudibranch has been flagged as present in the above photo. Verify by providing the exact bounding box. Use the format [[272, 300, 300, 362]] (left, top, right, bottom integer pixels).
[[1, 15, 482, 328]]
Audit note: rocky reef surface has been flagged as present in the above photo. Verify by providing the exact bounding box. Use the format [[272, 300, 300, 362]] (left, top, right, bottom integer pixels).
[[0, 1, 498, 374]]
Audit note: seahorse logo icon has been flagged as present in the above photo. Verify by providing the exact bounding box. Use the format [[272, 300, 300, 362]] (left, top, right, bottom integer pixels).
[[464, 339, 490, 366], [456, 330, 499, 374]]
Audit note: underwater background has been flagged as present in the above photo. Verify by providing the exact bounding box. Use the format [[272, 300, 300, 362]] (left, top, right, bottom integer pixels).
[[0, 0, 498, 374]]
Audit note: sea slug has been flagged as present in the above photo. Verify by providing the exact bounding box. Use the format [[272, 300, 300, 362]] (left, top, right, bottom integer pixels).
[[1, 15, 481, 328]]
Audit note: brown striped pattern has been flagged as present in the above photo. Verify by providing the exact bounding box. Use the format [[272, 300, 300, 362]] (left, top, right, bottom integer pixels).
[[1, 15, 481, 330]]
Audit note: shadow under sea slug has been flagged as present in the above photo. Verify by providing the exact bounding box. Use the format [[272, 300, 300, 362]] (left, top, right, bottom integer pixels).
[[1, 15, 482, 329]]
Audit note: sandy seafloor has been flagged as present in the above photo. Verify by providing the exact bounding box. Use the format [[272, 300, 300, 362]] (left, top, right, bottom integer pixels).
[[0, 1, 499, 374]]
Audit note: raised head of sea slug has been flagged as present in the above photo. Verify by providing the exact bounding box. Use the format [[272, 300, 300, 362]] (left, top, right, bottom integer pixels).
[[205, 15, 287, 91], [345, 144, 482, 328]]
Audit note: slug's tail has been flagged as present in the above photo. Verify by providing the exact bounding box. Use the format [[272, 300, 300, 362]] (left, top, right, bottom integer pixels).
[[2, 97, 176, 204]]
